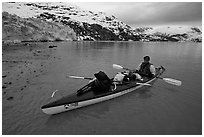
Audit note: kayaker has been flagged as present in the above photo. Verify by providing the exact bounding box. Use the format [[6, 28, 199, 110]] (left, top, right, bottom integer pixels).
[[136, 55, 156, 78]]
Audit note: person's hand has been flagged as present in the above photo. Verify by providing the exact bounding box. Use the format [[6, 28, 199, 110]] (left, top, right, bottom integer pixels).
[[134, 69, 138, 73]]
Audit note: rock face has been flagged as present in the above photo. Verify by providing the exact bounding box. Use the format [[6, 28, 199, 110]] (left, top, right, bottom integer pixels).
[[2, 2, 202, 42], [2, 12, 77, 43]]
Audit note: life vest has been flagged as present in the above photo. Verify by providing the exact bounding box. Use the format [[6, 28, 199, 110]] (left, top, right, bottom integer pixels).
[[138, 62, 153, 77]]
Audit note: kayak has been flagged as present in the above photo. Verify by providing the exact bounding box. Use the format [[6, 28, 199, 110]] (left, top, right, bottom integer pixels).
[[41, 66, 165, 115]]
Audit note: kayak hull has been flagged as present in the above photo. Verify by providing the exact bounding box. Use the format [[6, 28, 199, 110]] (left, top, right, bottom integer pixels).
[[42, 83, 145, 115], [42, 66, 165, 115]]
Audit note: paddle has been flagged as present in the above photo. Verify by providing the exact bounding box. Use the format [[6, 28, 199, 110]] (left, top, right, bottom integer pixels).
[[69, 75, 151, 86], [68, 76, 93, 80], [112, 64, 130, 71], [113, 64, 182, 86], [158, 77, 182, 86]]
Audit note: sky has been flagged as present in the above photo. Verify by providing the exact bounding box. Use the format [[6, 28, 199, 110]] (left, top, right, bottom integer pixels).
[[74, 2, 202, 28]]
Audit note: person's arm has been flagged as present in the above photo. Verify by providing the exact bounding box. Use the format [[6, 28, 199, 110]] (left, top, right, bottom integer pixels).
[[150, 65, 156, 75]]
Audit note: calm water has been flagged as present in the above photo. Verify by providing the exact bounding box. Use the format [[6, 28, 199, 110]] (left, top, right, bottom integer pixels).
[[3, 41, 202, 135]]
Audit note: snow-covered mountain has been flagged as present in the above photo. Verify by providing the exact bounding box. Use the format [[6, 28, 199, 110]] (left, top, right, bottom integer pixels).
[[137, 26, 202, 42], [2, 2, 202, 42]]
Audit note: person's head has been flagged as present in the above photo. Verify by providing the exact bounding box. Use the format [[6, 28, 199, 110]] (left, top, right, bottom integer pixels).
[[143, 55, 150, 62]]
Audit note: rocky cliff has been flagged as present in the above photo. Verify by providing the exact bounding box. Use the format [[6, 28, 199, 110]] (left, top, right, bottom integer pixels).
[[2, 12, 77, 43]]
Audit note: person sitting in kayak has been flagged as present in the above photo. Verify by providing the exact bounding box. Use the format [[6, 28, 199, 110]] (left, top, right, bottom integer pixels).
[[136, 55, 156, 78]]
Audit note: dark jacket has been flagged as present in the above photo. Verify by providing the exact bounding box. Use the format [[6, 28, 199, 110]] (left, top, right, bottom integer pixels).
[[138, 62, 153, 78]]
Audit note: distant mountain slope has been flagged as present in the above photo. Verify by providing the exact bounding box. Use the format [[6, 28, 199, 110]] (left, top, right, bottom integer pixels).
[[140, 26, 202, 42], [2, 2, 202, 42]]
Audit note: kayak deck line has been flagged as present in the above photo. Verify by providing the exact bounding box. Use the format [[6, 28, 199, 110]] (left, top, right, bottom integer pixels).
[[41, 66, 165, 115]]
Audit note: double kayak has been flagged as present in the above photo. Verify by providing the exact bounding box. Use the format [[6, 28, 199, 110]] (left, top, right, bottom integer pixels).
[[41, 66, 166, 115]]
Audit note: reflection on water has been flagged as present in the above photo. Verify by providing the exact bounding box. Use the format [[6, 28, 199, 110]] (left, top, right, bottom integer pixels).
[[3, 41, 202, 135]]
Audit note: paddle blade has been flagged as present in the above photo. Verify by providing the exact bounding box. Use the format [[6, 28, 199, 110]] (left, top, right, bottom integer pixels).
[[113, 64, 123, 70], [163, 78, 182, 86], [69, 76, 85, 79], [69, 76, 93, 80]]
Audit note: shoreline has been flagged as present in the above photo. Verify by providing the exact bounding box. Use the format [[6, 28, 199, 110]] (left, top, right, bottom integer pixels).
[[2, 42, 58, 104]]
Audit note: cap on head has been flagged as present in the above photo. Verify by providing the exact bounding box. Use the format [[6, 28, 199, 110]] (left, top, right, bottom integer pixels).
[[144, 55, 150, 62]]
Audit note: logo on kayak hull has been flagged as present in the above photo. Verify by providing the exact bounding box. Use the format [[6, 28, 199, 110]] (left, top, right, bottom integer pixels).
[[64, 102, 78, 109]]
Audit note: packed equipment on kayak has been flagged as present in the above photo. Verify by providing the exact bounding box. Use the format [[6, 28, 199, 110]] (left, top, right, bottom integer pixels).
[[92, 71, 112, 93]]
